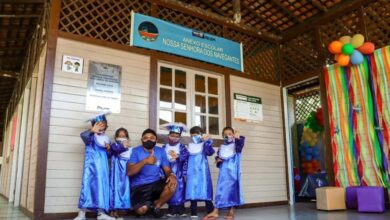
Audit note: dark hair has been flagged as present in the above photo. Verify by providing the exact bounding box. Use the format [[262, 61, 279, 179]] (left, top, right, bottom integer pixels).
[[190, 126, 203, 134], [115, 127, 129, 139], [142, 128, 157, 138], [222, 126, 235, 136], [169, 131, 181, 136]]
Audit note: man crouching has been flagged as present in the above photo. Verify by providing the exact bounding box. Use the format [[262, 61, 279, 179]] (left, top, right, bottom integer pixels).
[[127, 128, 177, 218]]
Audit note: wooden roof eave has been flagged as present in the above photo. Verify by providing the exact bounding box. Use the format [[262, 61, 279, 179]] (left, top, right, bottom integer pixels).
[[281, 0, 376, 41], [147, 0, 281, 43]]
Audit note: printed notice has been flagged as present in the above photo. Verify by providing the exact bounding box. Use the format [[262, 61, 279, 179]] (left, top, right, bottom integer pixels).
[[86, 61, 121, 113], [233, 93, 263, 123]]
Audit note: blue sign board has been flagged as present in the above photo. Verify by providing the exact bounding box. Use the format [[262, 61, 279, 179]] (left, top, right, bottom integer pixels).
[[130, 12, 244, 72]]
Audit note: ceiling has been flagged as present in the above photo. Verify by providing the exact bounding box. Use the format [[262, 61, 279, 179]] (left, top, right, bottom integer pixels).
[[0, 0, 44, 140], [177, 0, 344, 38]]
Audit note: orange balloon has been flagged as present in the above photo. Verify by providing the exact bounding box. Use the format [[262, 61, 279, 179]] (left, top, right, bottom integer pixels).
[[328, 41, 343, 54], [334, 54, 340, 61], [357, 42, 375, 54], [337, 54, 350, 66]]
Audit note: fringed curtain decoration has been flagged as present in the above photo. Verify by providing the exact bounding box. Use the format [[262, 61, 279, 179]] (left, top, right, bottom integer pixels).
[[325, 46, 390, 188]]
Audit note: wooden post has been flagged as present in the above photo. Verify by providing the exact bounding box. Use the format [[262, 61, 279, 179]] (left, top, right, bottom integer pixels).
[[313, 27, 335, 186], [358, 6, 368, 40], [34, 0, 61, 219], [233, 0, 241, 24]]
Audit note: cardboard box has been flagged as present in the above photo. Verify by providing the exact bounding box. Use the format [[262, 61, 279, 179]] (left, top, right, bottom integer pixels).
[[316, 187, 346, 211]]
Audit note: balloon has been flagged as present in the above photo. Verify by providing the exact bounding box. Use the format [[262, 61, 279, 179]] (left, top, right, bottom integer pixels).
[[328, 41, 343, 54], [337, 54, 350, 66], [342, 43, 354, 55], [339, 35, 351, 44], [334, 54, 340, 61], [357, 42, 375, 54], [351, 34, 365, 48], [306, 155, 312, 161], [350, 50, 364, 65]]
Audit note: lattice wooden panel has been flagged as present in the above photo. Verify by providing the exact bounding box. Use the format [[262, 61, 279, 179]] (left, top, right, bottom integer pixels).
[[295, 90, 321, 123], [281, 30, 320, 81], [228, 29, 279, 82], [320, 9, 362, 65], [156, 7, 223, 37], [59, 0, 150, 45], [363, 0, 390, 48]]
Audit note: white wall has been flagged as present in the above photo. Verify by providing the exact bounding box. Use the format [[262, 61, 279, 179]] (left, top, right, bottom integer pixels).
[[228, 76, 287, 203], [44, 38, 150, 213]]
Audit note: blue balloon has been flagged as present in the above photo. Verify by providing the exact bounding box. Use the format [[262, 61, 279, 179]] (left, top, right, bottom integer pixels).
[[351, 50, 364, 65], [306, 148, 313, 154], [306, 155, 312, 161]]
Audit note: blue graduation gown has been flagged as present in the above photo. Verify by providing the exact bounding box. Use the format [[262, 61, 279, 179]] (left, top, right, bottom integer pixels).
[[109, 142, 132, 210], [215, 136, 245, 209], [78, 130, 110, 212], [163, 143, 189, 205], [186, 140, 215, 201]]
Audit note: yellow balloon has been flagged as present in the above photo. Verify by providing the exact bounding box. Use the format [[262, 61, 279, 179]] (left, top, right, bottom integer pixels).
[[339, 35, 351, 44], [351, 34, 365, 48]]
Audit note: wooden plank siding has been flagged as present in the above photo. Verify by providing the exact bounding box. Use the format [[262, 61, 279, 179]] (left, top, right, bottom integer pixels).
[[43, 37, 287, 213], [44, 38, 150, 213], [229, 76, 287, 203]]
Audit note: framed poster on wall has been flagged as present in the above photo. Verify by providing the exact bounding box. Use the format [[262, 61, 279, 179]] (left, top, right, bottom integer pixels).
[[233, 93, 263, 123], [61, 55, 84, 74], [86, 61, 122, 113]]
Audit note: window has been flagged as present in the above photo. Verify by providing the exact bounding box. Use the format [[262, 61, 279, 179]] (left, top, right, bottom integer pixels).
[[158, 63, 224, 136]]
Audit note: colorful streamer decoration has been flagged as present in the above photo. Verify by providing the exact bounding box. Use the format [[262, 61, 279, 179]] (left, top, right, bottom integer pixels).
[[368, 46, 390, 184], [325, 46, 390, 189], [325, 65, 360, 187]]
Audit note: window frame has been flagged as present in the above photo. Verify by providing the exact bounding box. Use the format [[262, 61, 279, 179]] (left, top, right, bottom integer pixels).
[[157, 62, 225, 138]]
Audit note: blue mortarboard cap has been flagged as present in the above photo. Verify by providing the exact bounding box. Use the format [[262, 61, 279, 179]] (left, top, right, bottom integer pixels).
[[88, 111, 111, 125], [161, 122, 187, 134]]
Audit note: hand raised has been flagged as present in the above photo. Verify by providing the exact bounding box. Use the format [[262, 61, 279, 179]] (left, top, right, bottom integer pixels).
[[123, 140, 130, 148], [91, 122, 105, 134], [144, 150, 157, 165], [234, 131, 240, 139], [202, 134, 210, 141]]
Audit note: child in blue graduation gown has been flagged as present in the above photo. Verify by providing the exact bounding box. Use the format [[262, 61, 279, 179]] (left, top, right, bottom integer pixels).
[[161, 123, 189, 217], [186, 126, 215, 218], [204, 126, 245, 220], [74, 113, 115, 220], [109, 127, 132, 218]]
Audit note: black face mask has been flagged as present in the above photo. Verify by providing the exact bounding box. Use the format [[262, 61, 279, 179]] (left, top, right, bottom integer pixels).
[[142, 140, 156, 149]]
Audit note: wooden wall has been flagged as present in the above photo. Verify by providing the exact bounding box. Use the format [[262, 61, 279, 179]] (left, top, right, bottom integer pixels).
[[43, 37, 287, 213], [229, 76, 287, 203], [44, 38, 150, 213], [0, 45, 47, 213]]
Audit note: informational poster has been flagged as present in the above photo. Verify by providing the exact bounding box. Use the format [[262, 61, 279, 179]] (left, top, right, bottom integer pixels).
[[130, 12, 243, 72], [233, 93, 263, 123], [61, 55, 83, 74], [86, 61, 121, 113]]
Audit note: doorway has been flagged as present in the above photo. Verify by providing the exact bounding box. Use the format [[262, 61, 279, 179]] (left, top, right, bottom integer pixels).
[[283, 78, 328, 204]]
